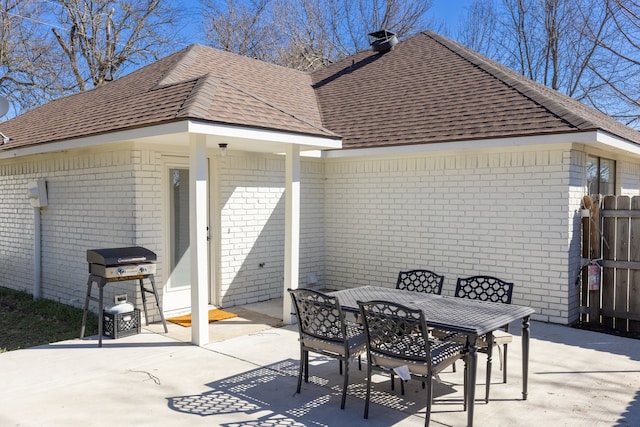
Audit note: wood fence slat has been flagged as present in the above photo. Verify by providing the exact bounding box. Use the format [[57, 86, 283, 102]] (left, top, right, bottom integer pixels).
[[580, 196, 591, 323], [590, 195, 601, 259], [614, 196, 631, 332], [602, 195, 616, 328], [630, 196, 640, 332], [589, 195, 601, 323], [588, 195, 601, 324], [582, 194, 640, 334]]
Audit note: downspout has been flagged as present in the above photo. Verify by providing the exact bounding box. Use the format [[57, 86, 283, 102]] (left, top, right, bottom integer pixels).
[[28, 179, 48, 300], [34, 205, 42, 299]]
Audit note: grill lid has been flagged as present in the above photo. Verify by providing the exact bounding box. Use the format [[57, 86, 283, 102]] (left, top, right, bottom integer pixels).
[[87, 246, 157, 265]]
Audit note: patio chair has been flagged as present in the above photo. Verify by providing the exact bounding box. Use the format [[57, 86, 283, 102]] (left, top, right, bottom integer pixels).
[[455, 275, 514, 402], [393, 269, 445, 393], [288, 288, 366, 410], [358, 300, 466, 426], [396, 269, 445, 294]]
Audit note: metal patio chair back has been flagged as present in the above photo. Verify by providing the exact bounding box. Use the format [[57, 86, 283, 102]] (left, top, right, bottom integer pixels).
[[396, 269, 445, 295], [455, 275, 515, 402], [288, 288, 366, 410], [455, 275, 513, 303], [358, 300, 465, 426]]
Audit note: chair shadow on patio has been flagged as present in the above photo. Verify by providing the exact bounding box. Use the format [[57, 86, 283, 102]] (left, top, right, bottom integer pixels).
[[616, 388, 640, 427], [166, 356, 465, 426]]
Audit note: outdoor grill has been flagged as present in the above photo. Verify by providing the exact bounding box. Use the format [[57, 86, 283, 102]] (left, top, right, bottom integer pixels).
[[80, 246, 167, 347], [87, 246, 157, 279]]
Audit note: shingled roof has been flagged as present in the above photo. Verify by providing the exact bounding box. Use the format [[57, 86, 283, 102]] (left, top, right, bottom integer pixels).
[[0, 44, 335, 151], [1, 31, 639, 153], [312, 31, 640, 148]]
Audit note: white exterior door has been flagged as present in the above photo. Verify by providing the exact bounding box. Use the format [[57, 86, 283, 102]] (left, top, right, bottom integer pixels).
[[162, 157, 211, 314]]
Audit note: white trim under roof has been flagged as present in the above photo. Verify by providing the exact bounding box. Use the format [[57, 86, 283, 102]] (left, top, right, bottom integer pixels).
[[320, 130, 640, 159], [0, 122, 189, 160], [0, 119, 341, 160], [596, 130, 640, 156], [187, 121, 341, 149]]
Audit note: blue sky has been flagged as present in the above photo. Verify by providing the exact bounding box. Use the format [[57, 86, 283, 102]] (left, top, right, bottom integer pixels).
[[429, 0, 474, 31], [175, 0, 474, 46]]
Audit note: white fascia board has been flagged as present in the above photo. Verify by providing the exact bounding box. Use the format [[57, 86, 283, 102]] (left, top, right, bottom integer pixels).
[[187, 120, 342, 150], [322, 131, 600, 159], [0, 121, 190, 160], [595, 130, 640, 156], [0, 120, 342, 160]]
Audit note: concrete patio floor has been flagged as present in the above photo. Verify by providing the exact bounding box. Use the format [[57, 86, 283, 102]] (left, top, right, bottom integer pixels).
[[1, 299, 639, 427]]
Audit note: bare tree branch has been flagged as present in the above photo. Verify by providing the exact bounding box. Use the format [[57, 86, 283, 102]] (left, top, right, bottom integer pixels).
[[50, 0, 182, 90], [0, 0, 69, 113], [202, 0, 274, 59], [202, 0, 433, 71], [457, 0, 640, 127]]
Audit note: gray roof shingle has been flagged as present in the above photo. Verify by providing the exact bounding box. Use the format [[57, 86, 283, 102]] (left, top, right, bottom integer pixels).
[[311, 31, 640, 148], [1, 31, 638, 152], [0, 44, 335, 150]]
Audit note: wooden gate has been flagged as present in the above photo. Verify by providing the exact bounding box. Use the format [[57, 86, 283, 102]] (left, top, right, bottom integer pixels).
[[581, 195, 640, 334]]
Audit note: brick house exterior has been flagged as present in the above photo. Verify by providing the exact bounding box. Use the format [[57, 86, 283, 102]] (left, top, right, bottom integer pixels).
[[2, 32, 640, 343]]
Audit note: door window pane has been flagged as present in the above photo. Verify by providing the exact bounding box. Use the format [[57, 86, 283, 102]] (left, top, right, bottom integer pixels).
[[169, 168, 190, 289]]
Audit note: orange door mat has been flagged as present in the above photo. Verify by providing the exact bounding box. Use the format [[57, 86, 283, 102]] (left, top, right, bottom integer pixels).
[[166, 309, 238, 327]]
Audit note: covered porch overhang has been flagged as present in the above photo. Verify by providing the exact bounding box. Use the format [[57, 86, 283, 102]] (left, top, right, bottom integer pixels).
[[138, 119, 342, 346], [0, 118, 341, 347]]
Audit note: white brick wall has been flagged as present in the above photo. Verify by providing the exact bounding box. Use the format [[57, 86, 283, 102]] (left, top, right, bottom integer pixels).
[[0, 147, 325, 315], [3, 141, 639, 325], [0, 163, 35, 293], [324, 149, 575, 323], [0, 148, 165, 322], [217, 154, 325, 307], [567, 150, 587, 322], [219, 155, 285, 305]]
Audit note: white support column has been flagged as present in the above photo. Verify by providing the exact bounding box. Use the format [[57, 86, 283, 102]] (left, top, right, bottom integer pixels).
[[190, 133, 209, 345], [283, 145, 301, 324]]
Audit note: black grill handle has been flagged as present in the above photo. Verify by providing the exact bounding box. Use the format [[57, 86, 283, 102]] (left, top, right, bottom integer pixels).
[[117, 256, 147, 263]]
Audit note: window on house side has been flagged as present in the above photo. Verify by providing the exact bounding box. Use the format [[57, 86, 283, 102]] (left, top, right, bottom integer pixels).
[[587, 155, 616, 195]]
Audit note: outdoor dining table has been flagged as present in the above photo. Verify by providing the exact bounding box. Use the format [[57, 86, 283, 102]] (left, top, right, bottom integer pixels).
[[329, 285, 535, 427]]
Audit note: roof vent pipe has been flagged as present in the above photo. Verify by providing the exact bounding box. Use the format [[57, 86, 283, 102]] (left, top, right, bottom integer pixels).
[[368, 30, 398, 53]]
